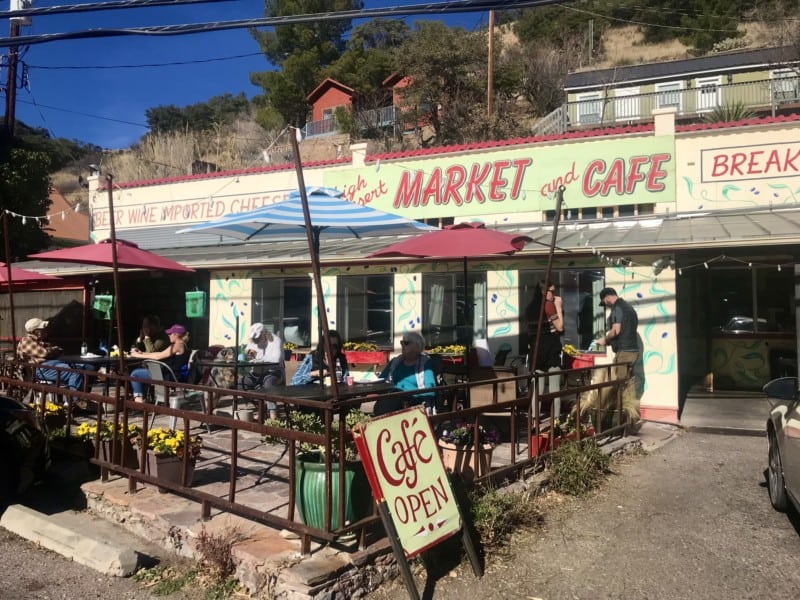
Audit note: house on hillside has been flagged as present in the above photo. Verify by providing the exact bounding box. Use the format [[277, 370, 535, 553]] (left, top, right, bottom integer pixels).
[[564, 46, 800, 128], [304, 77, 398, 139]]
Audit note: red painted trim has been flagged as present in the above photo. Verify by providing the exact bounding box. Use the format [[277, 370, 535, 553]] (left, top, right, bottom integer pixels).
[[640, 406, 678, 424]]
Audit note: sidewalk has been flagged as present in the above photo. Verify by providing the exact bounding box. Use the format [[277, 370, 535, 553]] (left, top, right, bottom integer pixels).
[[2, 421, 678, 598]]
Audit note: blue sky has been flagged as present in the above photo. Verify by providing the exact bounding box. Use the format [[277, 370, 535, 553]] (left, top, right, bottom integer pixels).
[[10, 1, 490, 149]]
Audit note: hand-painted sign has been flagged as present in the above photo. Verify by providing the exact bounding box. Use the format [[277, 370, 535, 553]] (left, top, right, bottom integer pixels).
[[701, 141, 800, 182], [325, 137, 675, 219], [353, 407, 461, 557]]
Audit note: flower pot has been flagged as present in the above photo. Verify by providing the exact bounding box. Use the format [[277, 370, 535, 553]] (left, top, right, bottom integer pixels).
[[94, 438, 139, 469], [145, 450, 195, 491], [44, 413, 67, 431], [343, 350, 390, 367], [294, 453, 372, 531], [438, 441, 494, 483], [532, 432, 562, 457]]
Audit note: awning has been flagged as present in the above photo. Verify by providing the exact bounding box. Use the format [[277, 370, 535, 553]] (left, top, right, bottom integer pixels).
[[16, 206, 800, 274]]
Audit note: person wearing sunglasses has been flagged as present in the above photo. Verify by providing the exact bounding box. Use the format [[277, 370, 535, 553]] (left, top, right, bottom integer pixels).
[[374, 331, 437, 416], [290, 329, 349, 386]]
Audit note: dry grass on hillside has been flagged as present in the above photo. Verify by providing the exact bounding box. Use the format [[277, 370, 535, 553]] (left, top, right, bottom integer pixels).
[[597, 25, 690, 68]]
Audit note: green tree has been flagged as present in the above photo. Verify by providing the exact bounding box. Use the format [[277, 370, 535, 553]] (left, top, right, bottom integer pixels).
[[395, 21, 490, 145], [250, 0, 363, 126], [0, 146, 52, 258], [145, 93, 250, 134]]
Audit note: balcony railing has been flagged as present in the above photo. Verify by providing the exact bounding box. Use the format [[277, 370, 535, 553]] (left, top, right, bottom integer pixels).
[[564, 76, 800, 131], [302, 105, 398, 138]]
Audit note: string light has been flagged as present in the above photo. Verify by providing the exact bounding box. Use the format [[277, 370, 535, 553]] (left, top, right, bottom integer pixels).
[[4, 207, 79, 224]]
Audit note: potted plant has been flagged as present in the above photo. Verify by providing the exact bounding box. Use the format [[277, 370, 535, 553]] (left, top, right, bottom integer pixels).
[[132, 427, 202, 489], [283, 341, 298, 361], [76, 420, 140, 469], [532, 413, 595, 457], [264, 409, 372, 531], [427, 344, 467, 364], [561, 343, 581, 369], [437, 421, 500, 483], [27, 400, 66, 431], [342, 341, 389, 367]]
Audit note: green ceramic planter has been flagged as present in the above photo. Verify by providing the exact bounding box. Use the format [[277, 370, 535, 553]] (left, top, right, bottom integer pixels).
[[294, 453, 371, 531]]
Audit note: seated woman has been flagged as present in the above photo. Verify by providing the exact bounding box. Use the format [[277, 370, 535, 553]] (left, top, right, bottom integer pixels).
[[290, 330, 349, 386], [374, 332, 437, 416], [129, 324, 190, 403], [240, 323, 285, 420]]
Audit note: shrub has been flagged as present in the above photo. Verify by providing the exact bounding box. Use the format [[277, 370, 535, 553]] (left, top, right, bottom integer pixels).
[[195, 525, 242, 584], [548, 440, 611, 496], [469, 487, 543, 549]]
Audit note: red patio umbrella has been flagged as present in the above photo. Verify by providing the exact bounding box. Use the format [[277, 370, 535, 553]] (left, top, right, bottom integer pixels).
[[28, 239, 194, 272], [369, 222, 532, 362], [0, 262, 60, 285]]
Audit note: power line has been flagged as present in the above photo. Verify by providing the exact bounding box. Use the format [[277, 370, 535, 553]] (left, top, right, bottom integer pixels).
[[26, 51, 265, 70], [0, 0, 571, 48], [0, 0, 237, 19], [12, 95, 149, 128], [561, 4, 740, 34]]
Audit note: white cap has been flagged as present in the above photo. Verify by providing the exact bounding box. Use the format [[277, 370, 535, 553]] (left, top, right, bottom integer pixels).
[[249, 323, 265, 340], [25, 318, 48, 333]]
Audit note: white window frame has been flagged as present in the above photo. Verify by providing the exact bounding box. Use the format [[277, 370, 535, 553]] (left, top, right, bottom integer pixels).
[[771, 68, 800, 103], [614, 87, 640, 121], [576, 92, 603, 125], [695, 76, 721, 112], [655, 81, 684, 113]]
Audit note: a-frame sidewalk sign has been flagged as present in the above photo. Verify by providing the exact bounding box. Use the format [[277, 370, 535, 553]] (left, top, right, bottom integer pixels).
[[353, 406, 483, 600]]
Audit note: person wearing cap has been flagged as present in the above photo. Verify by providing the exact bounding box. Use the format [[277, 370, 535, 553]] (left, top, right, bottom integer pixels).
[[129, 324, 190, 403], [17, 317, 92, 394], [596, 287, 641, 424], [240, 323, 284, 420]]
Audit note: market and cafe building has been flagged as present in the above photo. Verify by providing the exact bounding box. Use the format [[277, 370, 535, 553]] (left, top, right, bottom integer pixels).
[[40, 108, 800, 423]]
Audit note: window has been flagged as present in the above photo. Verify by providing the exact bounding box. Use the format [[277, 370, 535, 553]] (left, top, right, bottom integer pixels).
[[423, 272, 487, 348], [772, 69, 800, 104], [695, 76, 721, 112], [576, 92, 603, 125], [252, 278, 312, 347], [337, 275, 393, 347], [614, 87, 640, 121], [709, 266, 795, 334], [518, 269, 605, 352], [655, 81, 683, 112], [423, 216, 454, 228]]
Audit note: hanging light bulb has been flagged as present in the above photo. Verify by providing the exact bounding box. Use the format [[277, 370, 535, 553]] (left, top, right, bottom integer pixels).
[[678, 268, 683, 275], [778, 264, 782, 272], [61, 211, 66, 221], [295, 126, 303, 143], [748, 262, 752, 268], [704, 262, 709, 269], [22, 216, 26, 225], [375, 159, 381, 173]]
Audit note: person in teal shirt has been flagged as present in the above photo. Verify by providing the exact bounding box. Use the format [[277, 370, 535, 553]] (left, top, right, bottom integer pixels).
[[375, 331, 437, 416]]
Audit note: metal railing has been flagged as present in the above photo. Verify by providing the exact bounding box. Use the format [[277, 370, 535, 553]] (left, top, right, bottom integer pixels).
[[565, 76, 800, 130], [302, 105, 398, 139], [0, 357, 633, 554]]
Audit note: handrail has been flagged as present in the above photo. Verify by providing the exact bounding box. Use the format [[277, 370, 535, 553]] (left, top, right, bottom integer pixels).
[[0, 355, 634, 553]]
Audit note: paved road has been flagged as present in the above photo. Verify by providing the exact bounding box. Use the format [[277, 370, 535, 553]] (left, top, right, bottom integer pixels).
[[371, 431, 800, 599]]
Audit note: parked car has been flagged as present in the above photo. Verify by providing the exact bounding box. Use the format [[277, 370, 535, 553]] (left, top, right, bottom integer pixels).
[[764, 377, 800, 513], [0, 395, 50, 506]]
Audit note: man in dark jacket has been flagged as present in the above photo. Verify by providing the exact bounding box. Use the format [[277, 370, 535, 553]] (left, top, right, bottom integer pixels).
[[596, 287, 640, 425]]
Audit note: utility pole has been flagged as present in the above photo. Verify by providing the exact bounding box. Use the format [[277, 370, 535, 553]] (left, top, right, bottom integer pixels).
[[4, 1, 29, 137], [487, 9, 494, 120]]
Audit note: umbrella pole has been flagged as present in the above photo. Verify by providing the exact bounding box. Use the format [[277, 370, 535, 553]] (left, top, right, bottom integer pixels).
[[2, 211, 16, 346], [530, 186, 565, 394], [463, 256, 469, 367], [289, 129, 338, 399], [106, 174, 126, 372]]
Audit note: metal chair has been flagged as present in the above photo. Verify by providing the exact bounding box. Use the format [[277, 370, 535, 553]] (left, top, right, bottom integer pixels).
[[143, 359, 208, 431]]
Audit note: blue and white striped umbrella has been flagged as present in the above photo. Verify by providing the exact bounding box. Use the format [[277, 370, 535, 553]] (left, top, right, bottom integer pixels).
[[178, 186, 435, 253]]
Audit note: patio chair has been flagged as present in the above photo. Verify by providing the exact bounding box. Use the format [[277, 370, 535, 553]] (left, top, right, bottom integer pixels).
[[143, 359, 209, 432]]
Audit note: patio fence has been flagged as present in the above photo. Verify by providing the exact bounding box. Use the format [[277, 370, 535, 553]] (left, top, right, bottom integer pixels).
[[0, 357, 633, 554]]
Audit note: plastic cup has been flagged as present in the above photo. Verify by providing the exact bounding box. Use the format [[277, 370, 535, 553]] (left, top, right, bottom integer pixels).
[[345, 375, 354, 386]]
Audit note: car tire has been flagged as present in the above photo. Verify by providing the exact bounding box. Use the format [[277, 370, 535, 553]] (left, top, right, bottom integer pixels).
[[768, 428, 790, 512]]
